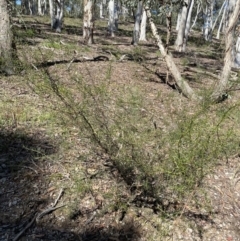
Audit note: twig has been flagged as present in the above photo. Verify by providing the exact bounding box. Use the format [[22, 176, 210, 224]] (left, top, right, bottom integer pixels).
[[52, 188, 64, 207], [36, 204, 65, 223], [13, 213, 37, 241], [31, 63, 38, 71], [36, 188, 65, 222], [22, 166, 38, 174], [85, 211, 96, 225]]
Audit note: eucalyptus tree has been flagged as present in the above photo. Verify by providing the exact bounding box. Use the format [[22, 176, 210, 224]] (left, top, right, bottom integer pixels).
[[175, 0, 194, 52], [211, 0, 226, 34], [216, 2, 227, 39], [38, 0, 47, 15], [49, 0, 64, 32], [83, 0, 94, 43], [0, 0, 14, 75], [211, 0, 240, 100], [139, 9, 147, 41], [191, 0, 201, 30], [202, 0, 215, 41], [131, 0, 143, 45], [0, 0, 13, 74], [108, 0, 118, 36]]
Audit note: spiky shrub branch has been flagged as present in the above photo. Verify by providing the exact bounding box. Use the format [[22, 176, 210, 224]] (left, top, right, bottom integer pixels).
[[28, 63, 240, 209]]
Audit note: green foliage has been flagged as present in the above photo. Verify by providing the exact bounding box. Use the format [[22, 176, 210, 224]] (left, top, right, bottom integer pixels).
[[32, 64, 240, 209]]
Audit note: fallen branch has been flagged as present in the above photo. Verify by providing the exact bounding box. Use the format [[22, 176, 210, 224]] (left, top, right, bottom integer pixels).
[[13, 189, 65, 241], [145, 5, 199, 100], [13, 214, 37, 241]]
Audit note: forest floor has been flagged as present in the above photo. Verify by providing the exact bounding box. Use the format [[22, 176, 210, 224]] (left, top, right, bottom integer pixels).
[[1, 16, 240, 241]]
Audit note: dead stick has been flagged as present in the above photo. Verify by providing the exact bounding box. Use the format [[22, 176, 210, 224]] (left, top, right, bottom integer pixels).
[[13, 213, 37, 241]]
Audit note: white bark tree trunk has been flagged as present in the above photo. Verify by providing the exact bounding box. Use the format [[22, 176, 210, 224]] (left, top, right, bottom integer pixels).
[[175, 0, 189, 52], [108, 0, 115, 37], [38, 0, 42, 15], [49, 0, 54, 28], [53, 0, 64, 32], [132, 0, 142, 45], [83, 0, 94, 44], [183, 0, 194, 51], [234, 34, 240, 68], [203, 1, 214, 41], [0, 0, 14, 75], [176, 8, 182, 31], [212, 0, 226, 33], [139, 9, 147, 41], [211, 0, 240, 101], [145, 5, 198, 100], [100, 1, 104, 18], [38, 0, 46, 15], [216, 4, 226, 39], [191, 2, 201, 30]]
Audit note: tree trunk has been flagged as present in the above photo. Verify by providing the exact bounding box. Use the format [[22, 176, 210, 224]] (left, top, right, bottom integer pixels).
[[49, 0, 54, 28], [38, 0, 46, 15], [176, 8, 182, 31], [211, 0, 240, 101], [183, 0, 194, 51], [165, 8, 172, 51], [100, 1, 104, 18], [139, 9, 147, 41], [0, 0, 14, 75], [191, 2, 201, 30], [132, 0, 142, 45], [212, 0, 226, 34], [53, 0, 64, 32], [203, 0, 214, 41], [234, 33, 240, 68], [145, 5, 198, 100], [216, 4, 226, 39], [108, 0, 115, 37], [83, 0, 94, 44], [175, 0, 189, 52]]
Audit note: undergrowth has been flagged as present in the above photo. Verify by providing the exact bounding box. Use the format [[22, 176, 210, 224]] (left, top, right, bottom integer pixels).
[[28, 61, 240, 213]]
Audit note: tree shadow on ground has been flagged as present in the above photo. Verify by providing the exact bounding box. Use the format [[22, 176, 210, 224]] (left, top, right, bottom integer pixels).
[[0, 129, 57, 175], [0, 128, 61, 239], [1, 215, 141, 240]]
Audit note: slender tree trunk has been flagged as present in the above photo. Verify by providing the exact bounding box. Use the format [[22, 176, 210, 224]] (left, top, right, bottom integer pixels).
[[145, 5, 198, 100], [108, 0, 115, 37], [183, 0, 194, 51], [38, 0, 42, 15], [191, 2, 201, 30], [0, 0, 14, 75], [83, 0, 94, 44], [166, 9, 172, 51], [100, 1, 104, 18], [234, 33, 240, 68], [211, 0, 240, 101], [139, 9, 147, 41], [49, 0, 54, 28], [216, 4, 226, 39], [53, 0, 64, 32], [212, 0, 226, 33], [38, 0, 46, 15], [175, 0, 189, 52], [203, 1, 213, 41], [132, 0, 142, 45], [176, 8, 182, 31]]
